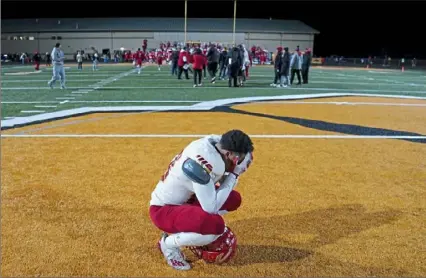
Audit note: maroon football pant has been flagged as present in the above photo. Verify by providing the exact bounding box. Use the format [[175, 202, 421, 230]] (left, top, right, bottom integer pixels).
[[149, 190, 241, 235]]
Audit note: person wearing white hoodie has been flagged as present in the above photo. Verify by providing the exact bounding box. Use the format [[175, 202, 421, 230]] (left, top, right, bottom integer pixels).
[[289, 50, 302, 86], [47, 43, 66, 89], [76, 51, 83, 71]]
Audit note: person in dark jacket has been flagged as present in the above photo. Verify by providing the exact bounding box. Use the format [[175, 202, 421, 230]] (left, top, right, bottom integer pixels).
[[301, 48, 312, 84], [279, 47, 291, 87], [227, 46, 243, 87], [33, 51, 41, 71], [207, 44, 220, 83], [171, 48, 179, 76], [271, 47, 283, 87], [45, 52, 51, 66], [219, 47, 228, 80]]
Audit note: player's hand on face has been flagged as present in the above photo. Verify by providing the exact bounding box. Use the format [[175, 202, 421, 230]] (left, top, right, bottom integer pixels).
[[232, 152, 253, 176]]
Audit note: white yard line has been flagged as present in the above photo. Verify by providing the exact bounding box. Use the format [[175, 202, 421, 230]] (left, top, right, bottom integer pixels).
[[3, 100, 426, 106], [3, 100, 200, 104], [3, 86, 426, 94], [34, 105, 58, 108], [2, 79, 101, 83], [2, 134, 426, 139], [5, 79, 424, 87], [64, 69, 136, 98], [20, 110, 45, 113]]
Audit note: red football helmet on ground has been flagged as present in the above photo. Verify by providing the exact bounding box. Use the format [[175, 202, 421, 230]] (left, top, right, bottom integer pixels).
[[188, 226, 237, 264]]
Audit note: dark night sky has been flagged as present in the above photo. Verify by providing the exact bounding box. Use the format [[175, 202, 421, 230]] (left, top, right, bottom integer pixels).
[[2, 1, 425, 58]]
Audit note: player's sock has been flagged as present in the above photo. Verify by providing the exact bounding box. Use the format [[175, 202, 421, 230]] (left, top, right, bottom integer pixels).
[[165, 232, 220, 248]]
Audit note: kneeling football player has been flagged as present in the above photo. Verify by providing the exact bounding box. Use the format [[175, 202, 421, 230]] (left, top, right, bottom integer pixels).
[[149, 130, 254, 270]]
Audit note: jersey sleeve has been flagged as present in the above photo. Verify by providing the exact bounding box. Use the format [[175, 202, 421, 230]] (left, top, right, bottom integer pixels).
[[181, 138, 232, 214], [192, 174, 237, 214]]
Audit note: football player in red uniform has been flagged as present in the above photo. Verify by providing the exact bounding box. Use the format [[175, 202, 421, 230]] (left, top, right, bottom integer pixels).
[[156, 49, 164, 71]]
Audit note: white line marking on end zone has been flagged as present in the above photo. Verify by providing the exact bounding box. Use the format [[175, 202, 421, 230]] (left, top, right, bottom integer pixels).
[[1, 134, 425, 139]]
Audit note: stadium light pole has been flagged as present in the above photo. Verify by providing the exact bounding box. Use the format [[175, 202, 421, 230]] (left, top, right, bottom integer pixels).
[[233, 0, 237, 45], [184, 0, 188, 45]]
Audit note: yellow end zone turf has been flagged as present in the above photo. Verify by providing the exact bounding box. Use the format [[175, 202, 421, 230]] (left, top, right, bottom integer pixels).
[[234, 96, 426, 134], [1, 96, 426, 276], [2, 136, 426, 276]]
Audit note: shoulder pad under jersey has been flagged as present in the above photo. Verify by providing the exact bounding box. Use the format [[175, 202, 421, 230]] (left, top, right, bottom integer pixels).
[[184, 137, 225, 175], [182, 158, 211, 185]]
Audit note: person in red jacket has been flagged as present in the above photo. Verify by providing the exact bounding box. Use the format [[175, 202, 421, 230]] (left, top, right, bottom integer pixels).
[[156, 50, 163, 71], [177, 47, 189, 79], [192, 48, 205, 87], [136, 48, 145, 74], [143, 39, 148, 53]]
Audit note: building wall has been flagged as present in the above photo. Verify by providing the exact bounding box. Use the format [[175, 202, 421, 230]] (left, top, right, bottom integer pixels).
[[1, 31, 314, 56]]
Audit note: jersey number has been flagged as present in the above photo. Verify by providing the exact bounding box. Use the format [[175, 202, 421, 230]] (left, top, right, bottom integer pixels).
[[160, 151, 183, 181]]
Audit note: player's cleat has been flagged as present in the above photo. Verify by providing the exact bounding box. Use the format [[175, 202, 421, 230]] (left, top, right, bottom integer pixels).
[[158, 233, 191, 271], [193, 84, 197, 88], [61, 86, 66, 90], [48, 81, 53, 89]]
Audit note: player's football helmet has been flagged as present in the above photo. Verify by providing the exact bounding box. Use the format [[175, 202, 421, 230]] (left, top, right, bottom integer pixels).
[[188, 226, 237, 264]]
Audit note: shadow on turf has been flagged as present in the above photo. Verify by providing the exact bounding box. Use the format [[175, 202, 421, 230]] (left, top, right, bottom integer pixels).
[[228, 204, 402, 265], [221, 107, 426, 144]]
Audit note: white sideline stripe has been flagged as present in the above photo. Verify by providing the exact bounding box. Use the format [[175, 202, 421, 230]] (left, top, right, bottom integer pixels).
[[2, 92, 426, 129], [56, 97, 75, 99], [2, 86, 426, 95], [2, 134, 425, 139], [20, 110, 45, 113], [7, 101, 424, 107], [2, 79, 99, 83], [2, 100, 200, 104], [252, 101, 426, 107], [34, 105, 57, 108]]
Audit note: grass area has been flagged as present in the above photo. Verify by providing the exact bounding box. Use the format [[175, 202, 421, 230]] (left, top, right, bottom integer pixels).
[[2, 63, 426, 119]]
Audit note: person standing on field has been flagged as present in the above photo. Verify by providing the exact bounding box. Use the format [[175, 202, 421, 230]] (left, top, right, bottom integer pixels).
[[76, 51, 83, 71], [48, 42, 66, 89]]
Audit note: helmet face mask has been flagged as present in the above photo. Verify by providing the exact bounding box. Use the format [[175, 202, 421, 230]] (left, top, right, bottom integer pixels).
[[188, 226, 237, 264]]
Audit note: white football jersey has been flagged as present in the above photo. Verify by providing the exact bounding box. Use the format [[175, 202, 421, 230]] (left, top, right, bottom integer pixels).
[[150, 135, 226, 206]]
